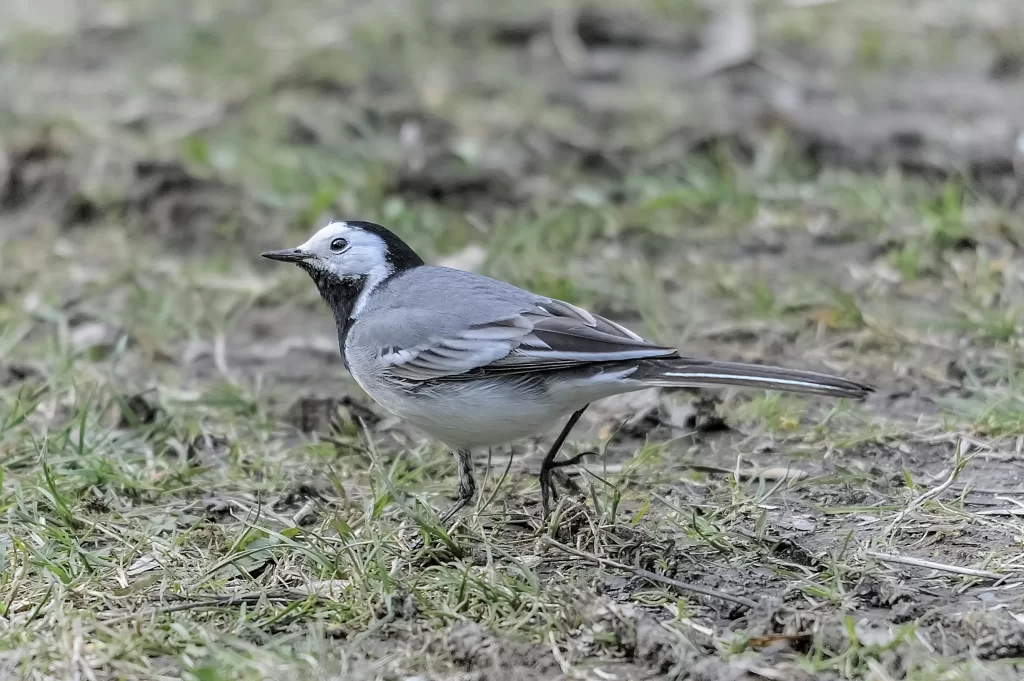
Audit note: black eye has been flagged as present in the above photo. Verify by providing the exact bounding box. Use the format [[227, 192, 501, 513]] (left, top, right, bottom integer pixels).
[[330, 238, 349, 253]]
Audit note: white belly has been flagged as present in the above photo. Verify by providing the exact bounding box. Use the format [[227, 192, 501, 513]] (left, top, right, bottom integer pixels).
[[352, 377, 632, 449], [348, 363, 641, 448], [369, 380, 574, 447]]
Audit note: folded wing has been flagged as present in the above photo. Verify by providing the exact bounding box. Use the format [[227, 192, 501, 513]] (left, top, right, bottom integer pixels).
[[378, 298, 676, 382]]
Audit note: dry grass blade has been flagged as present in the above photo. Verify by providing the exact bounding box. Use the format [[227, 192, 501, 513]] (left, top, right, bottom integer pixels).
[[542, 537, 757, 609], [99, 592, 319, 627], [864, 551, 1004, 580], [886, 440, 971, 535]]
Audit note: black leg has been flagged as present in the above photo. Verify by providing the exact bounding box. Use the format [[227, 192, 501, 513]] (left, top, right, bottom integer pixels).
[[439, 447, 476, 526], [539, 405, 590, 520], [548, 450, 597, 470], [546, 451, 597, 505]]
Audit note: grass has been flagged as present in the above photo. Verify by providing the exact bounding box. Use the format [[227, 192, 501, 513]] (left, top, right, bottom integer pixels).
[[1, 337, 1020, 679], [4, 0, 1024, 679]]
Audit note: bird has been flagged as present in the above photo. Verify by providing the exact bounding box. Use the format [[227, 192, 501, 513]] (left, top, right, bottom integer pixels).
[[263, 220, 873, 525]]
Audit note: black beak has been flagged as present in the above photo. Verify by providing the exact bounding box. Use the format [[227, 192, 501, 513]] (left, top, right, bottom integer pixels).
[[261, 248, 310, 263]]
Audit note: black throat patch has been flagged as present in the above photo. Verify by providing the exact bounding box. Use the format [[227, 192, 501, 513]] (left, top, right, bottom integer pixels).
[[303, 267, 367, 367]]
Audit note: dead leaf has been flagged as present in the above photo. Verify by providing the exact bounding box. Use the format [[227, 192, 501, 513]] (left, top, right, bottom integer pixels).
[[740, 467, 808, 481], [69, 321, 120, 352], [778, 515, 817, 532], [126, 553, 162, 577], [296, 579, 352, 596]]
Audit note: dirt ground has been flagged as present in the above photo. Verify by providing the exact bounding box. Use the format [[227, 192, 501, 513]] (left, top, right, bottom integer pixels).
[[4, 1, 1024, 679]]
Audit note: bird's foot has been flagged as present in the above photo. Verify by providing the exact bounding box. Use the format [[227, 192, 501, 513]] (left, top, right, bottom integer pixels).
[[539, 450, 598, 521], [548, 450, 598, 470]]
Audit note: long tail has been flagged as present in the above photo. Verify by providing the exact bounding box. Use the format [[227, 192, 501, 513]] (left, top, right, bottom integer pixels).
[[632, 356, 873, 400]]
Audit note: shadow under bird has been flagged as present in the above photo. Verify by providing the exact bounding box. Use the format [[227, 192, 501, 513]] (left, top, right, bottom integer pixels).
[[263, 221, 874, 525]]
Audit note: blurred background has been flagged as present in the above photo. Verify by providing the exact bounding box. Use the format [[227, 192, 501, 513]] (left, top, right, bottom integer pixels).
[[4, 0, 1024, 342], [5, 0, 1024, 415], [5, 1, 1024, 679], [4, 0, 1024, 357]]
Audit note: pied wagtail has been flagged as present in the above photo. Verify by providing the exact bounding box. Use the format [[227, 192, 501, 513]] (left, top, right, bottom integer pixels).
[[263, 221, 873, 524]]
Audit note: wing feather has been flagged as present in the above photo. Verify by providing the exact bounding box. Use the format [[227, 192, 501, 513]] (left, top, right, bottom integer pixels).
[[377, 298, 675, 382]]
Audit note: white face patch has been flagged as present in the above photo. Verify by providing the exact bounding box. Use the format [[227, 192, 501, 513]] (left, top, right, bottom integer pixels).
[[298, 221, 395, 316]]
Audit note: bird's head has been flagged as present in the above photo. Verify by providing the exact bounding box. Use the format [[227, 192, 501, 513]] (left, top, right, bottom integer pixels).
[[262, 220, 423, 281], [262, 220, 424, 320]]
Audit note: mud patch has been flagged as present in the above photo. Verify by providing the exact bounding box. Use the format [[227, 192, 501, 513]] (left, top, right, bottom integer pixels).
[[428, 622, 562, 680], [119, 160, 280, 250], [0, 129, 78, 230]]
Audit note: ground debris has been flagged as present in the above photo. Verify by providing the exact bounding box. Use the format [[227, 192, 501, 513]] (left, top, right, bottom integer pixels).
[[284, 394, 381, 433], [390, 164, 515, 206], [428, 622, 560, 679], [445, 5, 701, 52], [119, 159, 276, 249], [853, 577, 918, 610], [760, 70, 1022, 190], [574, 597, 705, 674], [679, 395, 730, 434], [274, 479, 330, 505], [961, 611, 1024, 660], [0, 128, 71, 212], [116, 392, 163, 428], [0, 361, 41, 385]]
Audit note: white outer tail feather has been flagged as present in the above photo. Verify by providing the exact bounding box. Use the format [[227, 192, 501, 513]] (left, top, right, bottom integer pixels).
[[633, 358, 873, 399], [661, 371, 854, 394]]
